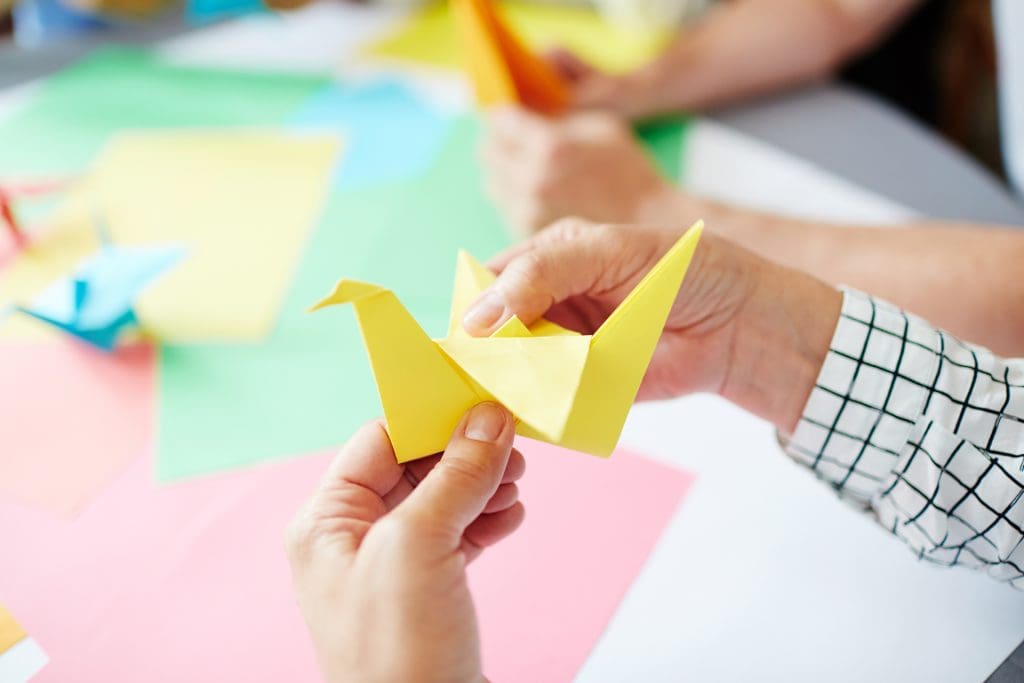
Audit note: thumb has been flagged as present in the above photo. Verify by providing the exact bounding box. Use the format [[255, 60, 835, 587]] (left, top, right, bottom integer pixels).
[[462, 220, 632, 335], [543, 47, 595, 83], [397, 403, 514, 536]]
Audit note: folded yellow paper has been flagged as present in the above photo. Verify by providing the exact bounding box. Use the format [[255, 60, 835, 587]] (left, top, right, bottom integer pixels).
[[452, 0, 569, 114], [313, 222, 703, 462]]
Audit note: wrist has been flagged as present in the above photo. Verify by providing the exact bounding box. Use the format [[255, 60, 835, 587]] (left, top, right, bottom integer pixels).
[[719, 258, 841, 434]]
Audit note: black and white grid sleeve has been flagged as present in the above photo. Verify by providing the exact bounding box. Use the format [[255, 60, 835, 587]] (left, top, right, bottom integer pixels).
[[784, 288, 1024, 588]]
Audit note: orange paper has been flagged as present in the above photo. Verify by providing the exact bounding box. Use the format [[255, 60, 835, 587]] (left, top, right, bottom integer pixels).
[[452, 0, 569, 114]]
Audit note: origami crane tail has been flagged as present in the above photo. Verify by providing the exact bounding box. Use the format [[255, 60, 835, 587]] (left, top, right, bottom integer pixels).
[[311, 278, 483, 463], [558, 221, 704, 457]]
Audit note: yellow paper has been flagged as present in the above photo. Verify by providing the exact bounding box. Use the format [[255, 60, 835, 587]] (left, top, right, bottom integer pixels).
[[313, 221, 703, 462], [365, 1, 669, 75], [0, 131, 338, 342], [0, 604, 27, 655]]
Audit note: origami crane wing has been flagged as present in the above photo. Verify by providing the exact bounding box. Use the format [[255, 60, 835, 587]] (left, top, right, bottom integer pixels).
[[312, 222, 703, 462], [451, 0, 569, 114]]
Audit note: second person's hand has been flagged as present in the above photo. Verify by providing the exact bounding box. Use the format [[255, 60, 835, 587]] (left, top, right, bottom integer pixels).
[[462, 219, 842, 435]]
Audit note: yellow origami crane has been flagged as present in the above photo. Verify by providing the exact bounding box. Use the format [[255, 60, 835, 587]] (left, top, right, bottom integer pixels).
[[452, 0, 570, 114], [312, 222, 703, 463]]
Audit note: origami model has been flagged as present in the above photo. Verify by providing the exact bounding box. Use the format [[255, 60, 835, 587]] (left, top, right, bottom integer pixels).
[[15, 241, 184, 350], [312, 221, 703, 462], [451, 0, 569, 114]]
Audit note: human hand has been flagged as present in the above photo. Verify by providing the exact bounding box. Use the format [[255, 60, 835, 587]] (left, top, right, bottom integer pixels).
[[462, 219, 842, 434], [287, 403, 525, 683], [481, 107, 677, 235], [545, 48, 665, 120]]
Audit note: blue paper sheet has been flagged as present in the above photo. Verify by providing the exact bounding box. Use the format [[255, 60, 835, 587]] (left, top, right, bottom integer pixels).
[[291, 81, 451, 190]]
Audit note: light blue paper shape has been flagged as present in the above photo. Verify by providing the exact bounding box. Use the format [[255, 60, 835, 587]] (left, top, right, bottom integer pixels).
[[291, 81, 451, 190], [17, 243, 185, 350], [13, 0, 111, 48], [185, 0, 266, 25]]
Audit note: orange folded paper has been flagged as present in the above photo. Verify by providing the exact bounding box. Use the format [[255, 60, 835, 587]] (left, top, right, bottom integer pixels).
[[452, 0, 569, 114]]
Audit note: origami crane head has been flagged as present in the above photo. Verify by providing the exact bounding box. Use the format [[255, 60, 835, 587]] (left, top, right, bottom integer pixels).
[[452, 0, 569, 115], [312, 222, 703, 463]]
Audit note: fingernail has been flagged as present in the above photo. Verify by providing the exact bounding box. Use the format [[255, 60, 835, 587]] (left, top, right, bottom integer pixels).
[[463, 292, 506, 333], [465, 403, 506, 443]]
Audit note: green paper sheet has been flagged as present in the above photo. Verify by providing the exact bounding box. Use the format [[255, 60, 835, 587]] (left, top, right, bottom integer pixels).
[[157, 118, 513, 480], [0, 47, 326, 176], [365, 1, 669, 75], [637, 117, 691, 182]]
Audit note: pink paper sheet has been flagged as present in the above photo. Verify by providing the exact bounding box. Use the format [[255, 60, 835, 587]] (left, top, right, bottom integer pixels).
[[1, 440, 692, 682], [0, 340, 154, 516]]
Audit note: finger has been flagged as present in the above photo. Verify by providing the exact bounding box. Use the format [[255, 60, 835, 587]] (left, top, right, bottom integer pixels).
[[462, 220, 628, 335], [544, 47, 595, 83], [483, 483, 519, 514], [287, 420, 401, 562], [462, 502, 526, 562], [384, 447, 525, 511], [503, 448, 526, 483], [317, 420, 404, 515], [396, 403, 515, 536], [381, 453, 441, 510]]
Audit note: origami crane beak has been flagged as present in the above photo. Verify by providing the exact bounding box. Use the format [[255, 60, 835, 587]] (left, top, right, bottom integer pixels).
[[307, 279, 386, 312]]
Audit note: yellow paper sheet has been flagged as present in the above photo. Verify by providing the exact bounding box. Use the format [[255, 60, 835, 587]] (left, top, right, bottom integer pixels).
[[365, 1, 669, 75], [0, 604, 27, 655], [0, 131, 338, 342], [313, 221, 703, 462]]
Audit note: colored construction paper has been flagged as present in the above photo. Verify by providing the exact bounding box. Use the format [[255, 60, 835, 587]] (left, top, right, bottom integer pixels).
[[36, 131, 335, 343], [17, 243, 184, 350], [156, 118, 512, 480], [0, 605, 27, 654], [0, 47, 327, 176], [0, 605, 47, 682], [12, 0, 109, 48], [0, 438, 691, 682], [452, 0, 568, 113], [638, 117, 691, 182], [0, 340, 154, 515], [365, 1, 669, 75], [313, 222, 703, 462], [186, 0, 265, 24], [291, 80, 450, 189], [0, 637, 49, 682]]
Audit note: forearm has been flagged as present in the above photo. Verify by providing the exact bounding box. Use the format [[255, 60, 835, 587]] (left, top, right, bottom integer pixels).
[[694, 196, 1024, 356], [623, 0, 919, 118], [715, 247, 842, 434]]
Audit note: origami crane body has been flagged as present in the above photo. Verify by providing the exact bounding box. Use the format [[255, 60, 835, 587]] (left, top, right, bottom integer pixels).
[[452, 0, 569, 114], [313, 222, 703, 463], [16, 243, 184, 350]]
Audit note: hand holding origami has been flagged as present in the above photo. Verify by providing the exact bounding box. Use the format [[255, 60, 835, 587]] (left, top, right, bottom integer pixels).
[[287, 405, 525, 683], [466, 217, 844, 435]]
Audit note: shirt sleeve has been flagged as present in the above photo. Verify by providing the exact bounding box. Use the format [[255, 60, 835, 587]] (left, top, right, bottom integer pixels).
[[784, 288, 1024, 588]]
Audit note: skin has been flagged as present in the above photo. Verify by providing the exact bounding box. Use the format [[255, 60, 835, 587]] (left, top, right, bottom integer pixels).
[[481, 107, 1024, 357], [291, 220, 841, 682], [551, 0, 922, 119], [287, 403, 525, 683]]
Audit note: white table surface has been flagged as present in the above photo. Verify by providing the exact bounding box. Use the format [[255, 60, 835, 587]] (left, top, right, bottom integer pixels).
[[2, 5, 1023, 681]]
